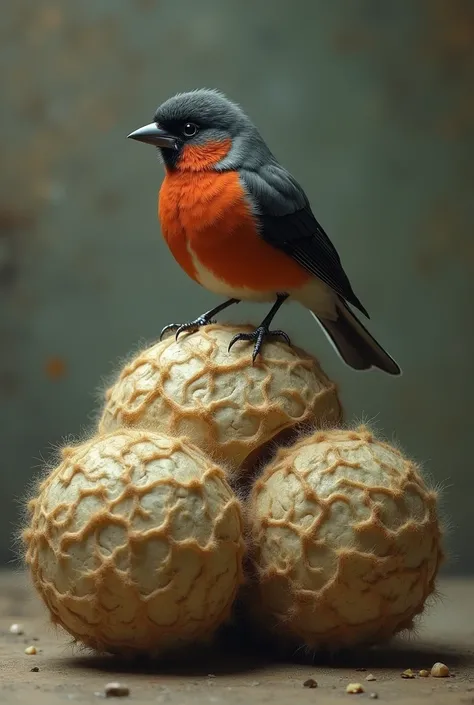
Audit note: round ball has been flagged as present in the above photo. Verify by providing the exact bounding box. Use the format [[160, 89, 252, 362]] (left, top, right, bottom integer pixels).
[[23, 429, 245, 656], [98, 324, 342, 469], [245, 426, 443, 650]]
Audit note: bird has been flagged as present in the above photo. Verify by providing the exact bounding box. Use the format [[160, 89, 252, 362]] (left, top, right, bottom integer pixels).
[[127, 88, 401, 375]]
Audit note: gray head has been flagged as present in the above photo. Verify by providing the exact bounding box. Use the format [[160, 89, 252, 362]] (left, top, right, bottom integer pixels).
[[128, 88, 272, 170]]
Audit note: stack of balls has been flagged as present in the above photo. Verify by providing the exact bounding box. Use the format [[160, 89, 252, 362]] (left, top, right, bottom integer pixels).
[[23, 324, 444, 657]]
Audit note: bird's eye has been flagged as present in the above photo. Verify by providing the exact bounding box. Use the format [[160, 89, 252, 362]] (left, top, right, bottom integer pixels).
[[183, 122, 198, 138]]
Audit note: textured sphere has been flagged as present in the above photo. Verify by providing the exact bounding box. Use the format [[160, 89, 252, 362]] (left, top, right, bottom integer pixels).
[[23, 429, 245, 656], [245, 426, 443, 650], [98, 325, 342, 469]]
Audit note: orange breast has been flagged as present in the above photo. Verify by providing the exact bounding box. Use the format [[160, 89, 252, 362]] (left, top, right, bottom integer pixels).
[[158, 143, 310, 293]]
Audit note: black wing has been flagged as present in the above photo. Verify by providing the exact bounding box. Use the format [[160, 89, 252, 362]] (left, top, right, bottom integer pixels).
[[240, 165, 369, 318]]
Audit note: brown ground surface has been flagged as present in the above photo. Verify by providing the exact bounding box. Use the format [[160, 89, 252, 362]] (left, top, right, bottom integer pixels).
[[0, 570, 473, 704]]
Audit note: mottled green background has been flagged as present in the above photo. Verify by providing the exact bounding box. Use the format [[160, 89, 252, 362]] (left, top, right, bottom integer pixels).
[[1, 1, 473, 570]]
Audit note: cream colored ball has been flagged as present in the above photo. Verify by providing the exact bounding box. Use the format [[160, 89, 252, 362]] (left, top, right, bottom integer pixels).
[[23, 429, 245, 656], [245, 426, 443, 650], [98, 324, 342, 469]]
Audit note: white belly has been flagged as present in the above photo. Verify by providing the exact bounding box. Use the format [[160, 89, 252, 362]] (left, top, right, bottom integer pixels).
[[187, 242, 337, 317]]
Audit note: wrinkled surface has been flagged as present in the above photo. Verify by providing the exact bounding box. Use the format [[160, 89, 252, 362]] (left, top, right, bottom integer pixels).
[[99, 325, 343, 468], [23, 429, 245, 656], [247, 427, 444, 649]]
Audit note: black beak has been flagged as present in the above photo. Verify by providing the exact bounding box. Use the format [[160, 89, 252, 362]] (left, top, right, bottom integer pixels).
[[127, 123, 178, 149]]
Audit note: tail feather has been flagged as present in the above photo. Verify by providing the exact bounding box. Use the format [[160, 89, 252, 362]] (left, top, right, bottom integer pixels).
[[312, 298, 401, 375]]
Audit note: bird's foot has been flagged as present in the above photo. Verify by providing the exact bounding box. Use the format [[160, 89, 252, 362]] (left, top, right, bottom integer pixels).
[[228, 325, 291, 363], [160, 298, 241, 342], [160, 314, 216, 341]]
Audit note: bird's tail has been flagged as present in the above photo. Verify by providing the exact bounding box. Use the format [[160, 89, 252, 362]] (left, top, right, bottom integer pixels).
[[311, 298, 401, 375]]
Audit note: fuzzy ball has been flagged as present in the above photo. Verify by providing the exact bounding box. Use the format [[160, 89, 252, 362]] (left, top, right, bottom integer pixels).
[[98, 325, 342, 470], [245, 426, 443, 651], [23, 429, 245, 657]]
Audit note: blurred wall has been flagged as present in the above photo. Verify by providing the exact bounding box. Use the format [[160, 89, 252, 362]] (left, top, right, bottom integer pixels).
[[1, 0, 473, 570]]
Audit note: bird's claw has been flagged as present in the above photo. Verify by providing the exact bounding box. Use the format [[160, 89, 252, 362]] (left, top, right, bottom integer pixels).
[[228, 326, 291, 363], [160, 316, 216, 341]]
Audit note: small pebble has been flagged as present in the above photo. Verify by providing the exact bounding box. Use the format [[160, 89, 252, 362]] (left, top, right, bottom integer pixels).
[[355, 668, 367, 672], [431, 662, 449, 678], [303, 678, 318, 688], [401, 669, 415, 679], [24, 645, 37, 655], [419, 669, 430, 677], [104, 683, 130, 698], [365, 674, 376, 682], [346, 683, 364, 694], [30, 666, 39, 672], [369, 694, 379, 700], [9, 623, 24, 635]]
